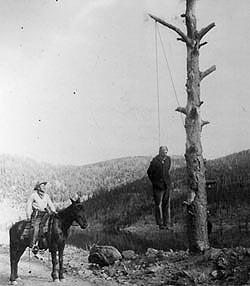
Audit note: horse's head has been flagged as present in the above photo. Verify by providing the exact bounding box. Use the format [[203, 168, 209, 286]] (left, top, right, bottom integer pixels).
[[70, 198, 88, 229]]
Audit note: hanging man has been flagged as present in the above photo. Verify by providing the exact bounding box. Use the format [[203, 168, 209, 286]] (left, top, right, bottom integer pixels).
[[147, 146, 171, 230]]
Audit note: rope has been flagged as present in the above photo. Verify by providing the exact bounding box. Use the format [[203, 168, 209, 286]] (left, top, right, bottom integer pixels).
[[155, 22, 185, 127], [154, 21, 161, 146]]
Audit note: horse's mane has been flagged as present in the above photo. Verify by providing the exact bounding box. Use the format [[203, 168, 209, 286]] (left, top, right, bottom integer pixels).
[[56, 199, 82, 216], [56, 203, 72, 216]]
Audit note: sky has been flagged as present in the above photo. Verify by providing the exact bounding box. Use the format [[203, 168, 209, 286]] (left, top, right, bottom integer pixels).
[[0, 0, 249, 165]]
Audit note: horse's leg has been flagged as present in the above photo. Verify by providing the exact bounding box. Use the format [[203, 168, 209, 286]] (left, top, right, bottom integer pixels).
[[10, 243, 27, 283], [50, 250, 59, 282], [10, 244, 18, 284], [14, 244, 27, 280], [58, 248, 65, 281]]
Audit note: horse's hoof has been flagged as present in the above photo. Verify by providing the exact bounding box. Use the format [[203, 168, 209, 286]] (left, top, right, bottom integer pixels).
[[9, 281, 18, 285], [60, 278, 65, 282], [16, 277, 22, 281], [53, 279, 60, 282]]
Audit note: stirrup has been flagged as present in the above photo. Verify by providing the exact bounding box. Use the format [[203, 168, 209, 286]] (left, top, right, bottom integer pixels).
[[32, 245, 39, 255]]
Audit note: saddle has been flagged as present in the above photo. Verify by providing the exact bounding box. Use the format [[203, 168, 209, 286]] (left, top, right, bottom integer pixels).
[[20, 213, 52, 249]]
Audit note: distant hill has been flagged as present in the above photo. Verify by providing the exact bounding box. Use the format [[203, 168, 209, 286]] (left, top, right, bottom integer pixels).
[[0, 153, 185, 208], [2, 149, 250, 228], [206, 149, 250, 186]]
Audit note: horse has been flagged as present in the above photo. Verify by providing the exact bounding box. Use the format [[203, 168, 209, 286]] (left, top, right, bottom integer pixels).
[[9, 198, 88, 285]]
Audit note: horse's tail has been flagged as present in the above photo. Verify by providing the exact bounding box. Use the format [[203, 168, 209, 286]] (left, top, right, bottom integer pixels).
[[9, 222, 19, 245], [9, 224, 14, 246], [9, 220, 31, 248]]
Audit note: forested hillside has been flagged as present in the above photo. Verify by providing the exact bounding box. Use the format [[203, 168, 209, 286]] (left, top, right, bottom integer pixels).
[[1, 149, 250, 228], [206, 149, 250, 186], [0, 154, 185, 209], [84, 149, 250, 228]]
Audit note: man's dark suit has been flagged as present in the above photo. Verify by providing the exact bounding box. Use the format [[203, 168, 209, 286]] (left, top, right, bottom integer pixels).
[[147, 154, 171, 227]]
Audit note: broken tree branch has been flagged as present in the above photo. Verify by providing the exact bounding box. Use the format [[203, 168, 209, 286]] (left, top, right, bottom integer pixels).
[[176, 38, 186, 43], [176, 107, 187, 115], [177, 37, 186, 43], [198, 22, 216, 40], [199, 42, 208, 49], [201, 120, 210, 127], [198, 101, 204, 107], [200, 65, 216, 80], [149, 14, 191, 45]]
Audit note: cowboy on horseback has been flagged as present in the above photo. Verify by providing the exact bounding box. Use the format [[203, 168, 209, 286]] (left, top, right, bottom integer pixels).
[[10, 197, 88, 284], [26, 181, 56, 256]]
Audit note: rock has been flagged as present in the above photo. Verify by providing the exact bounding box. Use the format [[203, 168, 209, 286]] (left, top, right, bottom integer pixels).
[[101, 273, 109, 279], [105, 268, 117, 277], [198, 272, 207, 282], [204, 248, 223, 260], [235, 246, 245, 254], [246, 248, 250, 256], [122, 250, 137, 260], [145, 248, 159, 258], [216, 255, 230, 270], [176, 277, 190, 285], [211, 270, 219, 278], [78, 269, 93, 278], [88, 245, 122, 267], [145, 265, 164, 274]]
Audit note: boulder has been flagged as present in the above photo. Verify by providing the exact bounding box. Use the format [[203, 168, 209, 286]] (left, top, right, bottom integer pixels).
[[88, 245, 122, 267], [122, 250, 137, 260], [146, 248, 159, 258]]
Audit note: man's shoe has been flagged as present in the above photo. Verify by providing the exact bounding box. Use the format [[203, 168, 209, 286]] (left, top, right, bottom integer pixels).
[[159, 225, 165, 230]]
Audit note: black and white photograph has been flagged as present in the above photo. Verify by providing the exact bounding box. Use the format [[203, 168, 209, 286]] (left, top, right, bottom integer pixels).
[[0, 0, 249, 285]]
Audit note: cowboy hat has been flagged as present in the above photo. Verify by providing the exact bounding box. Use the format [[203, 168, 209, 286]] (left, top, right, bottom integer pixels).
[[34, 181, 47, 191]]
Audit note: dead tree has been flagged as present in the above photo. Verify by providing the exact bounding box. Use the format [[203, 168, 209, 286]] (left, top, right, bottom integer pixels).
[[150, 0, 216, 252]]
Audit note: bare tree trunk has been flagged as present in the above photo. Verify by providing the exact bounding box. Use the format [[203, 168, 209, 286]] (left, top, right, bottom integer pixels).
[[150, 0, 216, 253], [184, 0, 209, 253]]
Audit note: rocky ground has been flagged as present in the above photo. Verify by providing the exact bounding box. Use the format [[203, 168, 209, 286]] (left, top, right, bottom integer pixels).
[[57, 244, 250, 286], [3, 242, 250, 286], [3, 202, 250, 285], [2, 229, 250, 285]]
